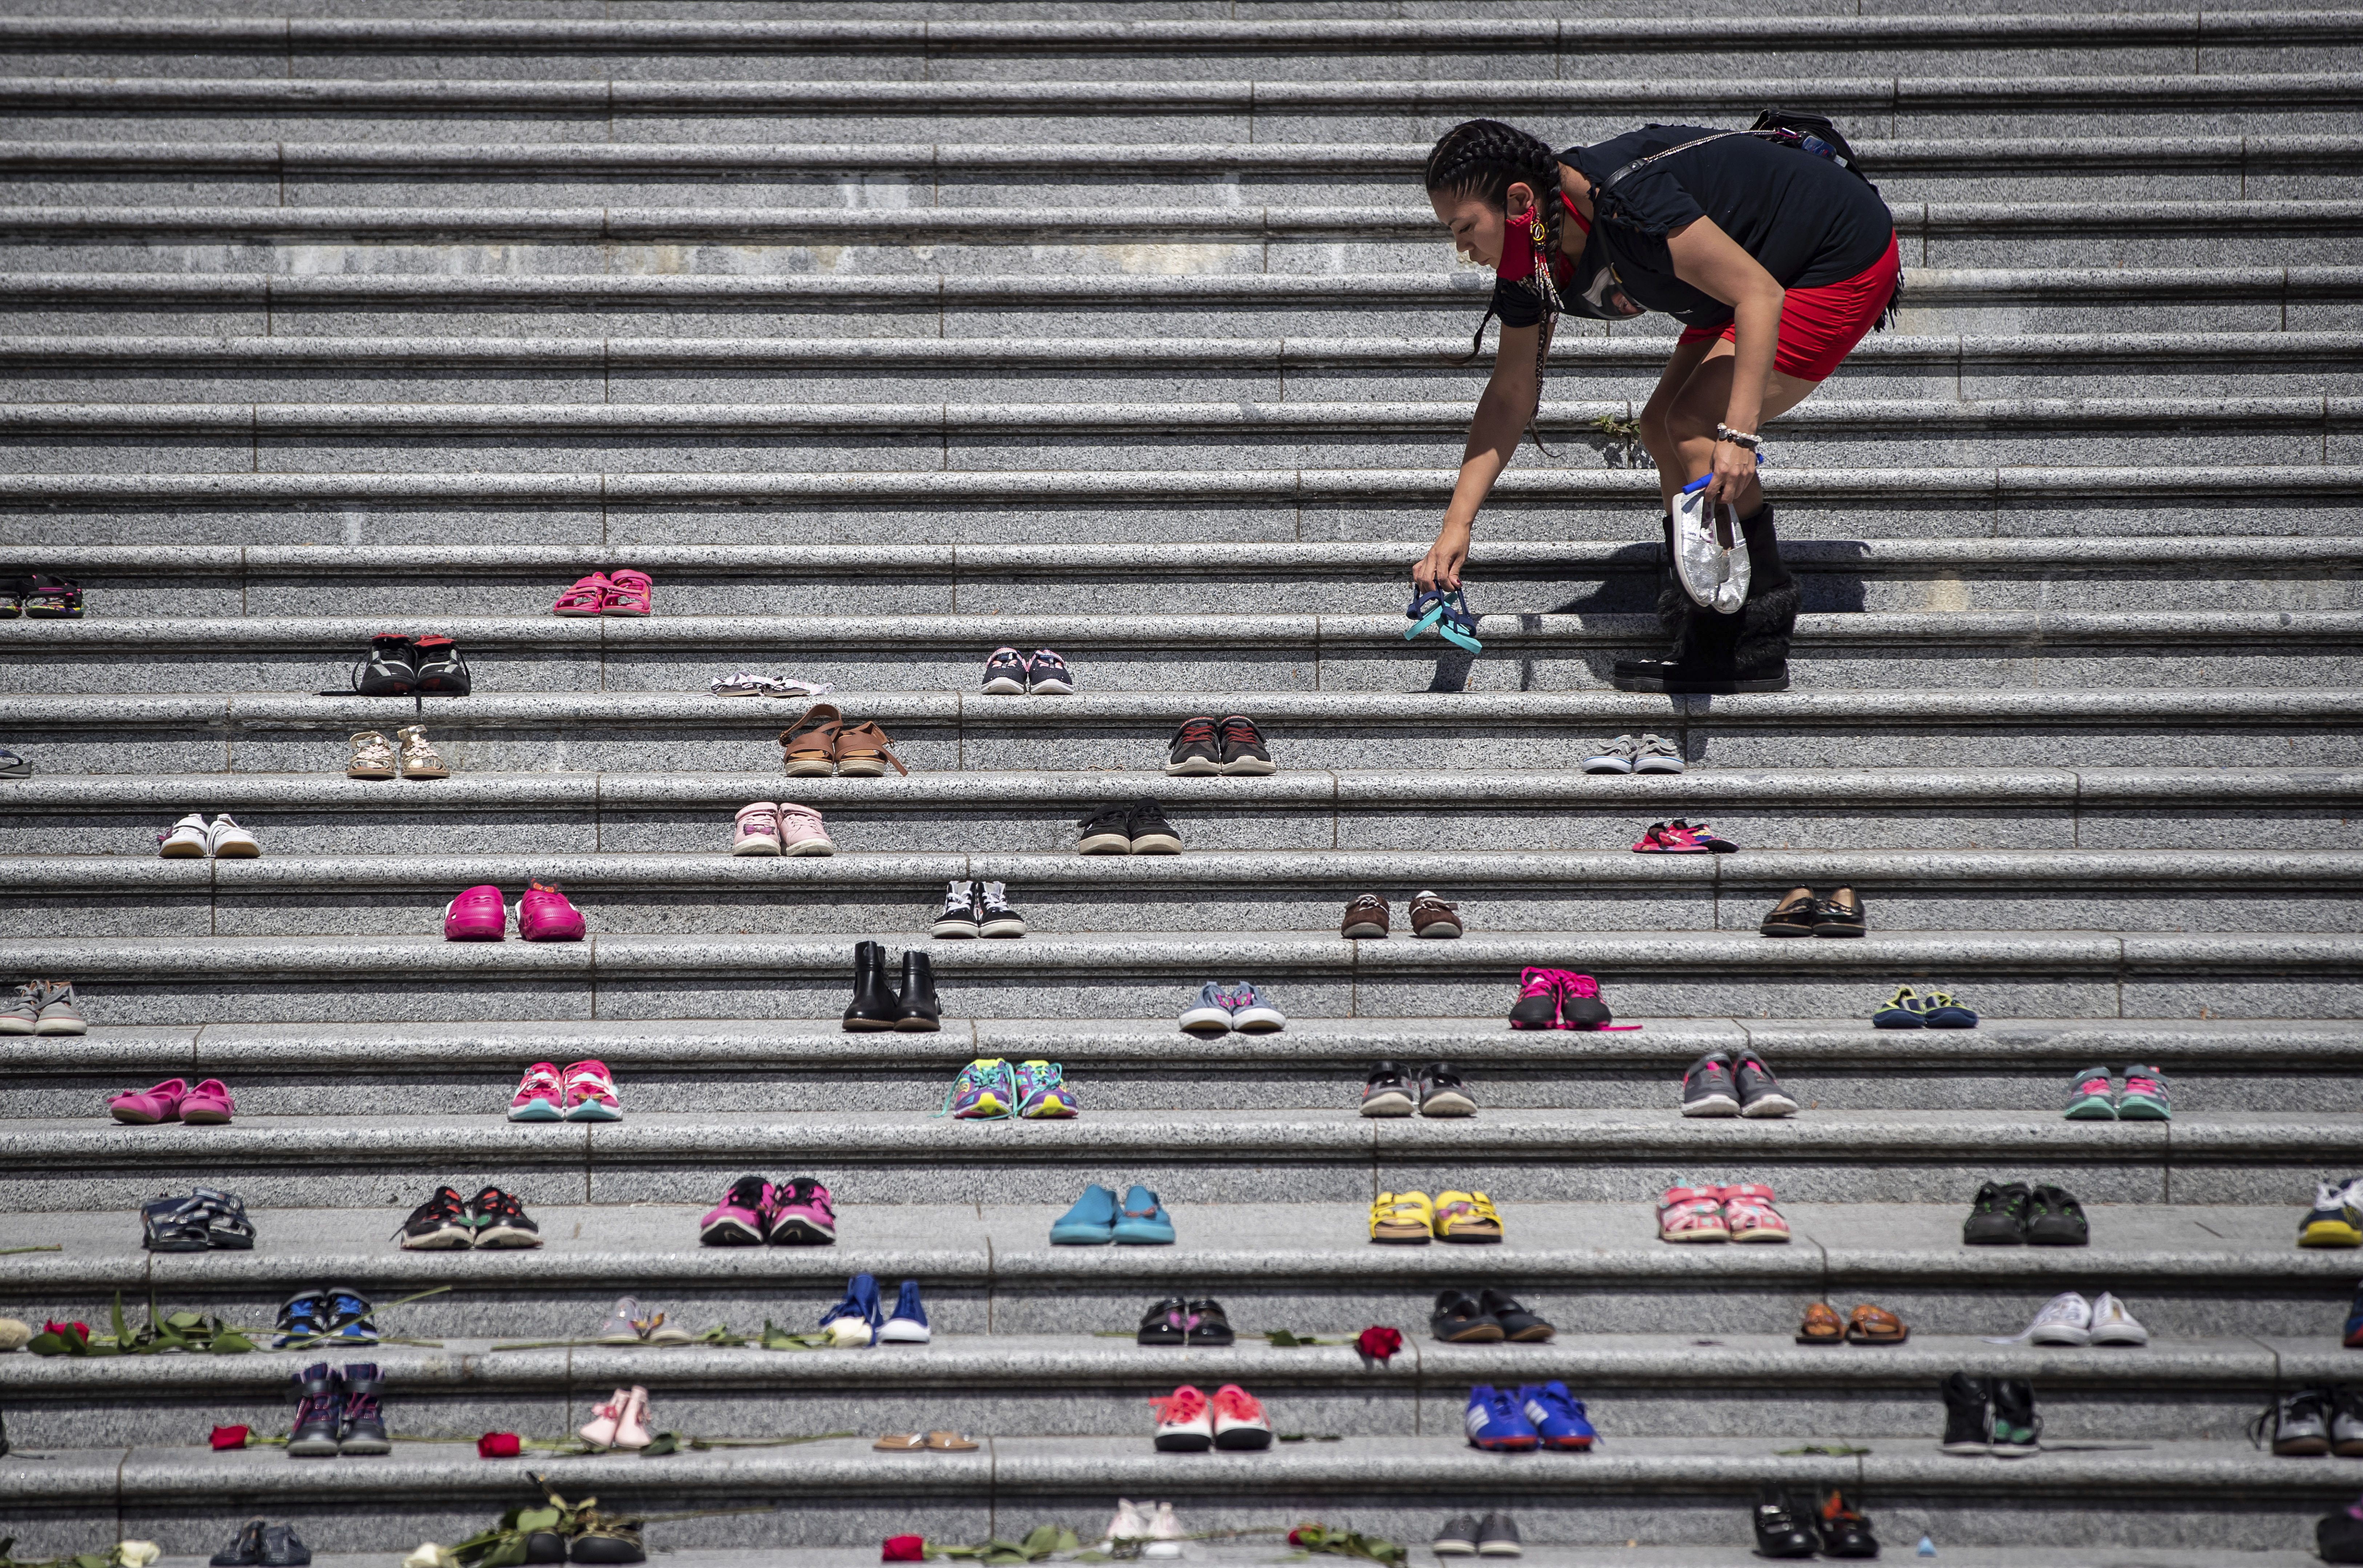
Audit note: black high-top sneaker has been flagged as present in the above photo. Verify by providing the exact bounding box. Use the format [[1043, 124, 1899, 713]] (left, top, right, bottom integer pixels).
[[1991, 1377, 2044, 1457], [1750, 1488, 1818, 1559], [337, 1363, 391, 1455], [894, 949, 941, 1032], [842, 941, 897, 1031], [1940, 1371, 1993, 1453], [286, 1362, 344, 1457], [350, 634, 417, 695], [410, 634, 472, 695]]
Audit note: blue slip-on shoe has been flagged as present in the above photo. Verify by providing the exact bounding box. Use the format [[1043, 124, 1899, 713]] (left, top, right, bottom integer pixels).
[[819, 1272, 884, 1343], [1050, 1183, 1120, 1245], [1178, 980, 1235, 1036], [1112, 1183, 1176, 1245], [1870, 986, 1924, 1029], [1517, 1381, 1597, 1450], [1462, 1384, 1539, 1452], [880, 1278, 931, 1344]]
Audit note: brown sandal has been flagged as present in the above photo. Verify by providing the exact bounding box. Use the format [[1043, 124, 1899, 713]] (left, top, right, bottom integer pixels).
[[831, 720, 908, 778], [1844, 1303, 1908, 1345], [873, 1432, 926, 1451], [1794, 1302, 1845, 1345], [923, 1430, 978, 1451], [780, 704, 843, 777]]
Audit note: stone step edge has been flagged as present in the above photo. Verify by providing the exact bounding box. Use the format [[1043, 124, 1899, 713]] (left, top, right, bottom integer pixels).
[[30, 537, 2363, 578], [8, 329, 2359, 369]]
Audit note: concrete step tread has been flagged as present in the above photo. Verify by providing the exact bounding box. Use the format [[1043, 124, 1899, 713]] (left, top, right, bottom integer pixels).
[[5, 767, 2356, 810], [105, 1554, 2345, 1568], [17, 1015, 2358, 1073], [21, 847, 2363, 889], [4, 1201, 2348, 1287]]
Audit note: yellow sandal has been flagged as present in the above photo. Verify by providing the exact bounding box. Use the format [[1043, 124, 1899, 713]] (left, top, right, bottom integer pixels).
[[1433, 1190, 1504, 1244], [1368, 1191, 1434, 1245]]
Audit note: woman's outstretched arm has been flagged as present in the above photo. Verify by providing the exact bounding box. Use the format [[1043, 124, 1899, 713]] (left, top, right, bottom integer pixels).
[[1413, 318, 1540, 593]]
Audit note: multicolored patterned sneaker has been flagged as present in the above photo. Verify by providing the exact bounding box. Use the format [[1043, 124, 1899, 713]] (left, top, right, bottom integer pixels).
[[2116, 1063, 2171, 1120], [2300, 1179, 2363, 1249], [1015, 1059, 1079, 1119], [506, 1061, 565, 1122], [937, 1058, 1016, 1119], [2062, 1066, 2118, 1120], [562, 1058, 622, 1122]]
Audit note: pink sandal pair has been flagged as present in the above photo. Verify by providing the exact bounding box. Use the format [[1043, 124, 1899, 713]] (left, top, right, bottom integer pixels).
[[444, 883, 586, 942], [551, 569, 653, 618], [109, 1076, 234, 1125], [1658, 1182, 1790, 1244]]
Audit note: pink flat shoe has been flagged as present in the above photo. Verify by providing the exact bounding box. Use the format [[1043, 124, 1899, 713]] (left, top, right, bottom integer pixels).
[[552, 573, 610, 617], [444, 884, 507, 941], [562, 1058, 622, 1122], [109, 1077, 188, 1124], [518, 882, 586, 942], [179, 1078, 236, 1124], [600, 569, 653, 617]]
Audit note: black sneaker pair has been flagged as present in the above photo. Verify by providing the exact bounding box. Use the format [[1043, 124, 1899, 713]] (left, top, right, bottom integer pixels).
[[1759, 885, 1865, 937], [141, 1187, 255, 1252], [2254, 1385, 2363, 1456], [211, 1520, 312, 1568], [286, 1361, 390, 1457], [844, 939, 939, 1032], [1961, 1179, 2088, 1246], [1077, 798, 1182, 854], [1164, 714, 1273, 775], [1677, 1051, 1799, 1118], [929, 878, 1027, 938], [1942, 1372, 2041, 1457], [1429, 1288, 1554, 1344], [349, 632, 471, 696], [394, 1185, 542, 1250], [1135, 1295, 1235, 1346], [1754, 1488, 1876, 1558], [1432, 1514, 1519, 1557], [1360, 1060, 1476, 1118]]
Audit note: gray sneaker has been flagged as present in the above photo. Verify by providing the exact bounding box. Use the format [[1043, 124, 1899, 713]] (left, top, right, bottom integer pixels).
[[0, 981, 39, 1035], [1680, 1052, 1740, 1117], [35, 980, 85, 1036], [1475, 1514, 1522, 1558], [597, 1295, 646, 1343], [1633, 733, 1685, 774], [1583, 735, 1639, 774], [1735, 1052, 1799, 1118], [1432, 1518, 1477, 1557]]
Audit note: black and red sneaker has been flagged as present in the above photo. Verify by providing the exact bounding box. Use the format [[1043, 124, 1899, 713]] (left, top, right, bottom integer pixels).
[[467, 1187, 542, 1248], [411, 635, 472, 696], [1164, 716, 1220, 775], [1216, 714, 1273, 775], [350, 634, 417, 696]]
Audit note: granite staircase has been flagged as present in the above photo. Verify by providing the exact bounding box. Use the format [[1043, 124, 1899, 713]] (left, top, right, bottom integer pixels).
[[0, 3, 2360, 1566]]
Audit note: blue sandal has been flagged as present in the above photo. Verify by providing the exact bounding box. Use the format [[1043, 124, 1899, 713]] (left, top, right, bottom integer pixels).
[[1403, 588, 1483, 654]]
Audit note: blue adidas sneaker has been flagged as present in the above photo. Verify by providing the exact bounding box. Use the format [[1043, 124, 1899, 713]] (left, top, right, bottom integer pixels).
[[1463, 1385, 1539, 1452], [1517, 1381, 1596, 1451]]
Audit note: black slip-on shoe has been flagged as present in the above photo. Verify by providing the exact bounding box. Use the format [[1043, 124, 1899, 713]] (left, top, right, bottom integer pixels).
[[1184, 1297, 1235, 1346], [1812, 888, 1867, 937], [1751, 1490, 1818, 1559], [1136, 1295, 1191, 1346], [258, 1527, 312, 1568], [1477, 1288, 1555, 1342], [210, 1520, 266, 1567], [1429, 1289, 1504, 1343], [1759, 887, 1818, 937]]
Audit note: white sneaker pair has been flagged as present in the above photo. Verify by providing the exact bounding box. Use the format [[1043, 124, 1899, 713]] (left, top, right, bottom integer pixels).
[[157, 813, 258, 859], [1099, 1500, 1185, 1559], [1983, 1289, 2149, 1346]]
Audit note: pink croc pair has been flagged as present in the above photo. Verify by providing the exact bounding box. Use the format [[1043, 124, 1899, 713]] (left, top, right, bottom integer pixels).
[[507, 1059, 621, 1123], [444, 883, 586, 942], [1658, 1182, 1790, 1244], [108, 1076, 234, 1126], [1508, 967, 1617, 1031], [551, 568, 653, 618]]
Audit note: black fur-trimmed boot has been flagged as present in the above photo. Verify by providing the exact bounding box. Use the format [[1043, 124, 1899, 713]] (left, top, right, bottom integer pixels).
[[1611, 504, 1796, 695]]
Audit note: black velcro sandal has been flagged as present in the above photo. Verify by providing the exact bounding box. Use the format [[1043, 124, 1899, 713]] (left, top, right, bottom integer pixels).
[[190, 1186, 256, 1250], [2024, 1182, 2090, 1247], [142, 1192, 214, 1252]]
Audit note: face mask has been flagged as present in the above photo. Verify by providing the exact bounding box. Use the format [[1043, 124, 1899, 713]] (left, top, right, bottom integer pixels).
[[1490, 198, 1547, 282]]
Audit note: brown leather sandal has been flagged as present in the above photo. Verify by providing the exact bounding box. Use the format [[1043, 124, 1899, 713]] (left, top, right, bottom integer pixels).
[[1794, 1302, 1845, 1345], [779, 704, 842, 777], [923, 1430, 978, 1451], [831, 720, 909, 778], [1844, 1302, 1908, 1344]]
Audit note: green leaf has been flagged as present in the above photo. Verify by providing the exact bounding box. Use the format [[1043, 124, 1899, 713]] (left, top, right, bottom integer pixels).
[[209, 1330, 255, 1355], [514, 1512, 560, 1535], [481, 1540, 529, 1568], [110, 1292, 129, 1348], [166, 1311, 204, 1330], [639, 1431, 680, 1456], [26, 1331, 68, 1356], [75, 1554, 112, 1568]]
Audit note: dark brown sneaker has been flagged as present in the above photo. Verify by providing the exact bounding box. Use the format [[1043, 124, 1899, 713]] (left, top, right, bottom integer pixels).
[[1341, 893, 1389, 938], [1409, 890, 1463, 939]]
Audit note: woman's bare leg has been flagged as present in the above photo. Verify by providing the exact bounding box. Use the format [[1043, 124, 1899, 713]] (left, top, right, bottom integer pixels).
[[1660, 340, 1822, 522]]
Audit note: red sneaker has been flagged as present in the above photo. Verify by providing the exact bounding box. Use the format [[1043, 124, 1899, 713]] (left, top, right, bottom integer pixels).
[[1209, 1383, 1273, 1450], [561, 1059, 622, 1122], [1150, 1384, 1214, 1451], [506, 1061, 565, 1122], [1631, 822, 1672, 852], [1647, 822, 1713, 853]]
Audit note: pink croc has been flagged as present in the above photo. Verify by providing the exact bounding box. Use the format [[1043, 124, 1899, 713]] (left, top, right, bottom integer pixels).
[[552, 573, 610, 617], [108, 1077, 188, 1125], [1657, 1184, 1730, 1243], [601, 569, 653, 618], [179, 1078, 236, 1125], [561, 1058, 622, 1122], [507, 1061, 565, 1122], [518, 882, 586, 942], [1717, 1183, 1791, 1244], [445, 884, 507, 941]]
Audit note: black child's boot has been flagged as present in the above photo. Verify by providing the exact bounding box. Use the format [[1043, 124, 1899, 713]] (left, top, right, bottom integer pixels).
[[894, 950, 941, 1032], [1612, 503, 1796, 695], [842, 940, 898, 1032]]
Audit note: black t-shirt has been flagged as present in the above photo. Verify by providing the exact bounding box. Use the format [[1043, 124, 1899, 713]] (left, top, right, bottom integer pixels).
[[1491, 124, 1894, 332]]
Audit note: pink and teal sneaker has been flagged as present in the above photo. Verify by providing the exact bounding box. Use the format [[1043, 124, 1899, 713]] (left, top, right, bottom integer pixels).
[[1016, 1059, 1079, 1119], [2116, 1064, 2171, 1121], [562, 1059, 622, 1122], [518, 882, 585, 942], [506, 1062, 565, 1122], [938, 1058, 1016, 1120]]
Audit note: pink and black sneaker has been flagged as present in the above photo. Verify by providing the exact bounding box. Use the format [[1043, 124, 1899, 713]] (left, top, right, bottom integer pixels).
[[765, 1174, 837, 1246], [1509, 967, 1562, 1030], [699, 1174, 774, 1247], [507, 1061, 565, 1122], [518, 882, 586, 942], [444, 884, 506, 941], [1554, 972, 1613, 1030]]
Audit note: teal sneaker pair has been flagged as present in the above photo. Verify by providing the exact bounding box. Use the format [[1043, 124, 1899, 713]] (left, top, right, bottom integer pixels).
[[1050, 1183, 1174, 1246], [2063, 1064, 2171, 1121], [934, 1058, 1080, 1120]]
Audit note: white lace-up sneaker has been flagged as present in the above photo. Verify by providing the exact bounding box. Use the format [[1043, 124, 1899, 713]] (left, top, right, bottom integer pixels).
[[206, 814, 260, 858], [1144, 1503, 1185, 1559], [2089, 1292, 2149, 1346], [157, 813, 209, 858], [1983, 1290, 2092, 1345]]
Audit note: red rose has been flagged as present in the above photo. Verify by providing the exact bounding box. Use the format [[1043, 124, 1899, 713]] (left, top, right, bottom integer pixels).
[[209, 1425, 250, 1450], [43, 1320, 88, 1339], [1287, 1529, 1311, 1548], [880, 1536, 925, 1562], [476, 1432, 522, 1459], [1356, 1326, 1403, 1362]]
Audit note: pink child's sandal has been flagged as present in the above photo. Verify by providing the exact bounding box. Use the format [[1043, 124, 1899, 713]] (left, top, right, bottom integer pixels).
[[552, 573, 610, 617], [1657, 1184, 1729, 1243], [109, 1078, 189, 1124], [601, 569, 653, 617], [1718, 1183, 1791, 1244]]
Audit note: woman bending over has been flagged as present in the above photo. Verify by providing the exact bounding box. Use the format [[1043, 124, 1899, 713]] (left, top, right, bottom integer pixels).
[[1413, 117, 1899, 693]]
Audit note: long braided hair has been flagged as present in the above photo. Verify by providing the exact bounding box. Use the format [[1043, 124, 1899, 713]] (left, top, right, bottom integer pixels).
[[1424, 119, 1568, 454]]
